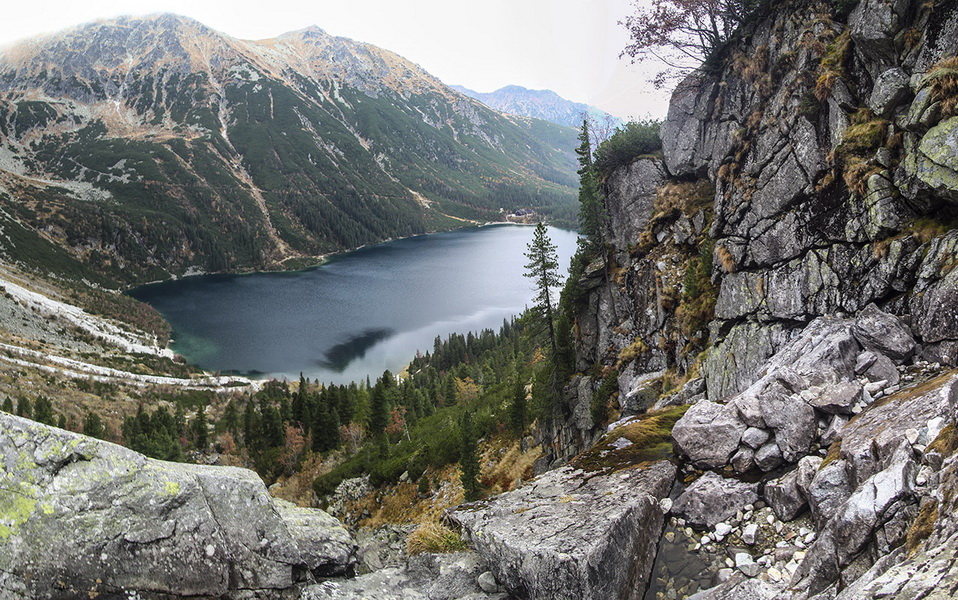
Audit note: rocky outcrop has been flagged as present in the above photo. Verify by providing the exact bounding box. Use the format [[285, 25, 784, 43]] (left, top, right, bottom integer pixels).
[[672, 311, 919, 472], [0, 413, 356, 599], [448, 460, 675, 600], [789, 371, 957, 596]]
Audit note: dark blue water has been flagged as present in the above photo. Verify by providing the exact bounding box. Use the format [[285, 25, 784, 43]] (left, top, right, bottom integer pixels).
[[130, 225, 578, 383]]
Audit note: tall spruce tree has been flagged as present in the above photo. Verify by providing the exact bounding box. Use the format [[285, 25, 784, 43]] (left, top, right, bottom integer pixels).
[[576, 120, 606, 256], [524, 222, 561, 359], [510, 375, 527, 436]]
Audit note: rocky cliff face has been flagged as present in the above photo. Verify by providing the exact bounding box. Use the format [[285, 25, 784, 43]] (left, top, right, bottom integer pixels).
[[560, 0, 958, 449], [520, 0, 958, 598]]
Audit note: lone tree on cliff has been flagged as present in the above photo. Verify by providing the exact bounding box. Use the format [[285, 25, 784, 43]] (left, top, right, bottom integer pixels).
[[524, 222, 561, 360], [621, 0, 763, 83]]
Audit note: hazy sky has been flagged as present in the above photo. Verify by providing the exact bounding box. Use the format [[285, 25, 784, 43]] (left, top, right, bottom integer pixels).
[[0, 0, 673, 120]]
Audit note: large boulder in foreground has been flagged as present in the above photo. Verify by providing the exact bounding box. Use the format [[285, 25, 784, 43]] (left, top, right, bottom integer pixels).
[[448, 460, 675, 600], [0, 413, 356, 599]]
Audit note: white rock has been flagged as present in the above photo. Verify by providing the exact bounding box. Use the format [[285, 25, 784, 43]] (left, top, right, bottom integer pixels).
[[785, 560, 800, 576], [743, 523, 759, 545], [717, 567, 734, 583], [767, 567, 783, 582], [804, 532, 816, 544], [715, 522, 733, 537], [477, 571, 499, 593], [905, 428, 920, 445], [660, 497, 674, 513], [735, 552, 760, 577]]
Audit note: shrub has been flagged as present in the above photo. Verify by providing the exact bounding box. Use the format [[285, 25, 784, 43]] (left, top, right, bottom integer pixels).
[[593, 120, 662, 176]]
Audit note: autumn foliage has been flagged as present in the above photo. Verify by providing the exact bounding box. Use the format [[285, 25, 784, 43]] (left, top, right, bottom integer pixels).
[[621, 0, 764, 83]]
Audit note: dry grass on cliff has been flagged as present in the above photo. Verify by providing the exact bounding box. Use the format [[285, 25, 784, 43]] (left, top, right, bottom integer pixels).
[[928, 56, 958, 118], [406, 522, 468, 555], [480, 438, 542, 495], [815, 30, 851, 101], [905, 498, 939, 556]]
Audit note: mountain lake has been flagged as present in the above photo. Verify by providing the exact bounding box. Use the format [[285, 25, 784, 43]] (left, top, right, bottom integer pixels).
[[130, 224, 579, 384]]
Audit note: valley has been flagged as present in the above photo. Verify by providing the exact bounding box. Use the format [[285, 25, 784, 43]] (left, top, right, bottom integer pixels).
[[3, 1, 958, 600]]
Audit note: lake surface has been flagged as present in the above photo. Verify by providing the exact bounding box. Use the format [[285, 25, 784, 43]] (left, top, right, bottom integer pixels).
[[130, 225, 578, 384]]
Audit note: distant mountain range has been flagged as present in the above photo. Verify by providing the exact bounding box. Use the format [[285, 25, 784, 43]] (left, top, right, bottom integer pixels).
[[0, 15, 579, 285], [451, 85, 622, 130]]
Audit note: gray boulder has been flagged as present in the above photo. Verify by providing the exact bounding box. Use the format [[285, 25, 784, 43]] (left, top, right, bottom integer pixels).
[[849, 0, 909, 70], [911, 234, 958, 352], [758, 382, 817, 462], [448, 461, 675, 600], [867, 68, 911, 118], [754, 441, 785, 472], [808, 381, 863, 415], [0, 413, 357, 600], [686, 571, 782, 599], [741, 427, 771, 449], [672, 471, 760, 529], [808, 459, 854, 529], [851, 304, 916, 364], [863, 352, 901, 386], [765, 456, 823, 521], [671, 400, 747, 468]]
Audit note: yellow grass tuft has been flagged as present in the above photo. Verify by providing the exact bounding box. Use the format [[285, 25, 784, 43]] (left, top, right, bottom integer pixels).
[[406, 522, 468, 555]]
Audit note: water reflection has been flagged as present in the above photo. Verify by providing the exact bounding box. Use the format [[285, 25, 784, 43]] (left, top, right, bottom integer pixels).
[[317, 328, 396, 372]]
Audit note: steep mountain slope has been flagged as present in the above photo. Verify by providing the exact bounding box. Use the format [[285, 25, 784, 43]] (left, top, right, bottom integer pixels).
[[452, 84, 621, 129], [0, 15, 578, 285]]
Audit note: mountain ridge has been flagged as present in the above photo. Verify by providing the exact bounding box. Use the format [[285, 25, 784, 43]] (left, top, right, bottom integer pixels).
[[451, 83, 622, 129], [0, 13, 579, 286]]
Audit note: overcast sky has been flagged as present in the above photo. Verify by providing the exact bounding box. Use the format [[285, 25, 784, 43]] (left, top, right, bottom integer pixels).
[[0, 0, 673, 120]]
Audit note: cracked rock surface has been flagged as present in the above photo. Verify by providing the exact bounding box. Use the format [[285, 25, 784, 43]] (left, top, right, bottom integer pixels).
[[0, 413, 356, 599]]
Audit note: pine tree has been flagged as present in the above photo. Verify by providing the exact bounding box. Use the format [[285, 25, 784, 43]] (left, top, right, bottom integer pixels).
[[83, 411, 105, 439], [1, 397, 13, 413], [222, 400, 239, 437], [17, 397, 32, 419], [524, 222, 561, 359], [510, 375, 527, 436], [193, 406, 208, 450], [243, 399, 256, 448], [576, 120, 606, 257], [33, 396, 56, 426]]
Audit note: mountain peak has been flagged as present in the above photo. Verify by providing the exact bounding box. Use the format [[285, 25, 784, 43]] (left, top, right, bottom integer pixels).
[[453, 85, 620, 129]]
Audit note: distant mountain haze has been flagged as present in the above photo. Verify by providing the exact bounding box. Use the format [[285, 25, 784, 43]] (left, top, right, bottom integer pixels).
[[0, 14, 578, 285], [451, 84, 623, 130]]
